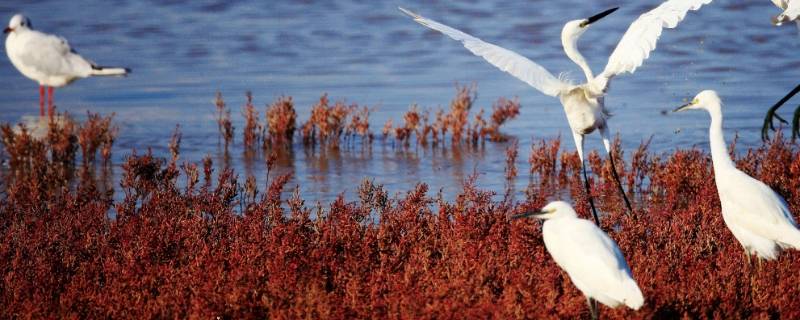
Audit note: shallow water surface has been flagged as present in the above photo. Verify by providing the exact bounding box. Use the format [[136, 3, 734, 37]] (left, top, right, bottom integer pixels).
[[0, 1, 798, 202]]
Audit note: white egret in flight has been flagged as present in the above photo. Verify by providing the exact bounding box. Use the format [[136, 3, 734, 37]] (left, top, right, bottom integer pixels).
[[513, 201, 644, 319], [771, 0, 800, 31], [674, 90, 800, 260], [4, 14, 130, 117], [399, 0, 712, 224], [762, 84, 800, 141]]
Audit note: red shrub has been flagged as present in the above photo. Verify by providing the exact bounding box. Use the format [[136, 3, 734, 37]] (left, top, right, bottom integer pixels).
[[1, 112, 800, 319]]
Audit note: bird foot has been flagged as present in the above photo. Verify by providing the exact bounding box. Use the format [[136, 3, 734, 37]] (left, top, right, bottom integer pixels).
[[762, 85, 800, 142]]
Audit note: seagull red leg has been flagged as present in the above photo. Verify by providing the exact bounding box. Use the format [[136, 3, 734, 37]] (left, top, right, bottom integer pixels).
[[47, 87, 54, 118], [39, 85, 45, 117]]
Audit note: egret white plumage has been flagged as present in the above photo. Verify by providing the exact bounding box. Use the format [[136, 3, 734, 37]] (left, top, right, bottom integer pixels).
[[674, 90, 800, 260], [4, 14, 130, 117], [770, 0, 800, 29], [513, 201, 644, 319], [400, 0, 712, 224]]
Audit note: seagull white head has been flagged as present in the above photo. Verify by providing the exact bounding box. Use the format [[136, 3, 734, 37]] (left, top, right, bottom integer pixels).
[[512, 201, 578, 220], [5, 14, 31, 34], [673, 90, 723, 113]]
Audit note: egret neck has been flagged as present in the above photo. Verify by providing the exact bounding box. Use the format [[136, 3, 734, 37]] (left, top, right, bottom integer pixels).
[[561, 23, 594, 82], [706, 101, 736, 173]]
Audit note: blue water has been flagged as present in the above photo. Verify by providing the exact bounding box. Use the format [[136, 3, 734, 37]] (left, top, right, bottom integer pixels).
[[0, 1, 797, 202]]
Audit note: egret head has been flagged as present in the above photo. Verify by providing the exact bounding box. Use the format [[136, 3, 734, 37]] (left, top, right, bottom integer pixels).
[[673, 90, 722, 113], [562, 7, 618, 39], [561, 7, 618, 80], [512, 201, 578, 220], [5, 14, 31, 34]]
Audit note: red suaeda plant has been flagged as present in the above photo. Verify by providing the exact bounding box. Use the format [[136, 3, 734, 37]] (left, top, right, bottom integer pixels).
[[214, 92, 234, 149], [469, 107, 487, 145], [486, 97, 521, 142], [77, 112, 116, 165], [301, 94, 349, 147], [242, 91, 261, 150], [504, 139, 519, 201], [380, 85, 518, 146], [2, 109, 800, 319], [394, 104, 422, 146], [265, 95, 297, 146], [168, 124, 182, 163], [347, 105, 372, 143], [382, 119, 393, 140], [101, 123, 118, 164], [444, 84, 476, 142]]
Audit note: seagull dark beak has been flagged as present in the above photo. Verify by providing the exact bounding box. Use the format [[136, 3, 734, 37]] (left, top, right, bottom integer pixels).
[[586, 7, 619, 25], [3, 27, 12, 34], [673, 102, 694, 113], [511, 210, 547, 220]]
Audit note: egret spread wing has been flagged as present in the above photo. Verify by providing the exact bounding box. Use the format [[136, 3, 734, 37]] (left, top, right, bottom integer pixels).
[[399, 7, 569, 97], [595, 0, 712, 90]]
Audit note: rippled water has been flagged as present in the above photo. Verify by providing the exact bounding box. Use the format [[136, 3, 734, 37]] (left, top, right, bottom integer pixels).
[[0, 1, 797, 202]]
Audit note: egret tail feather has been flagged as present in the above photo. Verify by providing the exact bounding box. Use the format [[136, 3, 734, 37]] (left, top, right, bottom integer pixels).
[[622, 277, 644, 310]]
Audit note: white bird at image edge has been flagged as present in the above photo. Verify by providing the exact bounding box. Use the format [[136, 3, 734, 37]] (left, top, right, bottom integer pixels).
[[674, 90, 800, 260]]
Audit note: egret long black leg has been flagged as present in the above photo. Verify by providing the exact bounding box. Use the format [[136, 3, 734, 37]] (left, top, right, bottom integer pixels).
[[573, 133, 600, 226], [608, 153, 633, 214], [582, 160, 600, 226], [762, 84, 800, 141], [600, 127, 632, 215], [792, 104, 800, 141]]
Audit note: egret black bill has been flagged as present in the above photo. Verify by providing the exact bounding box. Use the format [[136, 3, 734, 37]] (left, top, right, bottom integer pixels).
[[586, 7, 619, 25], [511, 210, 546, 220], [673, 102, 694, 113], [3, 27, 11, 34]]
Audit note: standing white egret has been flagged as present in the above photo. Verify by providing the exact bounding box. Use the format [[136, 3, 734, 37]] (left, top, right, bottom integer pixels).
[[399, 0, 712, 224], [771, 0, 800, 30], [4, 14, 130, 117], [513, 201, 644, 319], [674, 90, 800, 260]]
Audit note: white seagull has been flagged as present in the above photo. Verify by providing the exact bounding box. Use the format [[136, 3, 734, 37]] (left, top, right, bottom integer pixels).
[[4, 14, 130, 117], [399, 0, 712, 224], [771, 0, 800, 30], [674, 90, 800, 260], [513, 201, 644, 319]]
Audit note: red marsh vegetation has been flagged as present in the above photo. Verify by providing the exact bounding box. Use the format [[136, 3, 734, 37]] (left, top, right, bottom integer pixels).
[[0, 98, 799, 318]]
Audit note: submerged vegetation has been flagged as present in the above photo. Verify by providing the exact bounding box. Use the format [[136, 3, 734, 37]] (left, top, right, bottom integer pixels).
[[214, 85, 520, 151], [1, 93, 800, 318]]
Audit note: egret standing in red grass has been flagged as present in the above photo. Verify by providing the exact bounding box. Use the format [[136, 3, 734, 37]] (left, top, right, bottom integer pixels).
[[4, 14, 129, 117], [513, 201, 644, 319], [399, 0, 712, 225], [675, 90, 800, 261]]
